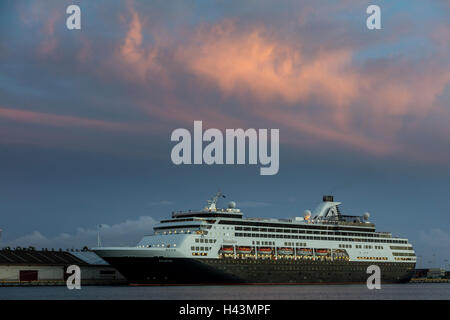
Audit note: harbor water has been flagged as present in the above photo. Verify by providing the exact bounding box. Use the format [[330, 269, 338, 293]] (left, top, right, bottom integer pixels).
[[0, 283, 449, 300]]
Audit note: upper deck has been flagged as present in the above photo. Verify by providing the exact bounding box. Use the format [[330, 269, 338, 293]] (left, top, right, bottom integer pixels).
[[166, 193, 375, 230]]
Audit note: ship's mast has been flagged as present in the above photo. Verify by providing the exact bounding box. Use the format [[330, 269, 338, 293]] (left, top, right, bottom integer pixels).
[[206, 191, 225, 211]]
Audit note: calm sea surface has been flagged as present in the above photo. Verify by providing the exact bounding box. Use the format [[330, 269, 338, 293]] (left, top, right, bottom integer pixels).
[[0, 283, 449, 300]]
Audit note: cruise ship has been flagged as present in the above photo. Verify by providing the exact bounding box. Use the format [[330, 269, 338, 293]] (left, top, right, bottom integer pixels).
[[93, 192, 416, 284]]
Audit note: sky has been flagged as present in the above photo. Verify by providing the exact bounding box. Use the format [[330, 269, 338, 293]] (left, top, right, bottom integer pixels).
[[0, 0, 450, 269]]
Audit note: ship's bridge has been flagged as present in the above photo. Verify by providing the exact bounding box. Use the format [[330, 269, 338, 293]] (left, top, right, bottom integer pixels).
[[170, 192, 243, 220]]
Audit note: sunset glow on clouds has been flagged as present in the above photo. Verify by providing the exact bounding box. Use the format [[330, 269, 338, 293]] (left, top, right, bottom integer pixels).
[[1, 0, 450, 262], [1, 0, 450, 161]]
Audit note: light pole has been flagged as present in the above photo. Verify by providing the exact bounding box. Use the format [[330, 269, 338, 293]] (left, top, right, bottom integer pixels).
[[97, 224, 102, 247]]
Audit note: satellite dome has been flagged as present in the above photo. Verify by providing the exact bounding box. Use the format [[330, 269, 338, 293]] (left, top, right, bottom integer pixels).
[[228, 201, 236, 209], [303, 210, 311, 219], [363, 212, 370, 220]]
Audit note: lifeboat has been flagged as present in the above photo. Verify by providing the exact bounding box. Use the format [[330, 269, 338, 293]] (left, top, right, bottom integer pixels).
[[315, 249, 330, 256], [220, 247, 234, 254], [297, 248, 313, 255], [236, 247, 252, 254], [257, 247, 273, 254], [277, 247, 294, 255]]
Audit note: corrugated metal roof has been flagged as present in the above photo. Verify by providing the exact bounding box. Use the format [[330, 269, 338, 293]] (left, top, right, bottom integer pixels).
[[70, 251, 109, 265], [0, 250, 88, 265]]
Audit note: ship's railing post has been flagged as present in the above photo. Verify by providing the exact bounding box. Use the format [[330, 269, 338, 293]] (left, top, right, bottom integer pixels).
[[255, 246, 258, 260], [233, 245, 236, 259], [294, 246, 297, 260]]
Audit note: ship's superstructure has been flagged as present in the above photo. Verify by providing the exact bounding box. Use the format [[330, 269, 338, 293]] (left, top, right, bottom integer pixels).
[[93, 192, 416, 284]]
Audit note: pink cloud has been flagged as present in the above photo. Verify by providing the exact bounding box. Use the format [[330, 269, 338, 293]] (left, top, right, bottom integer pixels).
[[116, 6, 168, 84], [15, 5, 447, 163], [177, 20, 358, 108], [0, 106, 149, 133], [169, 20, 450, 157]]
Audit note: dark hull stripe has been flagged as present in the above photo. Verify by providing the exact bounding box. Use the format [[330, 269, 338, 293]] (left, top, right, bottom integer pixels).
[[103, 257, 415, 285]]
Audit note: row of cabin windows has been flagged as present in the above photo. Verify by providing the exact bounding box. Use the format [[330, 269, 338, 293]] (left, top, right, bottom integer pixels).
[[355, 244, 383, 249], [392, 252, 416, 257], [252, 241, 275, 245], [234, 226, 388, 238], [389, 246, 414, 250], [285, 242, 307, 247], [190, 246, 211, 251], [219, 220, 375, 233], [339, 244, 352, 248], [192, 252, 208, 256], [137, 243, 177, 248], [243, 241, 308, 247], [395, 257, 415, 261], [154, 225, 213, 233], [235, 232, 408, 244], [195, 238, 217, 243]]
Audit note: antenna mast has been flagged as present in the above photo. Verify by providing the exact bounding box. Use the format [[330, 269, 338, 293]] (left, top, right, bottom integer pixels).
[[206, 191, 225, 210]]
